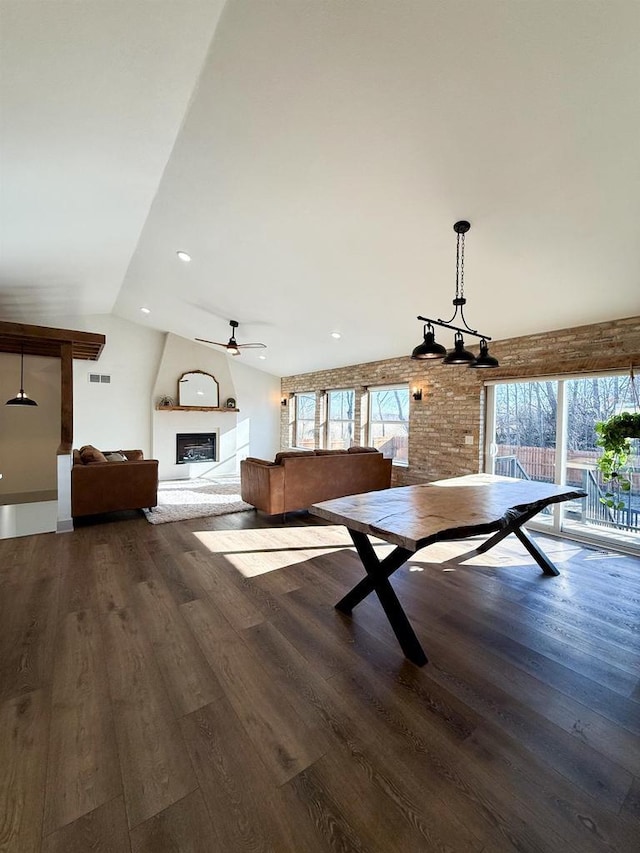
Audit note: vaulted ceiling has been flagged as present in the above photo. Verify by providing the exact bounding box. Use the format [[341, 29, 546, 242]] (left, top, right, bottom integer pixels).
[[2, 1, 639, 376]]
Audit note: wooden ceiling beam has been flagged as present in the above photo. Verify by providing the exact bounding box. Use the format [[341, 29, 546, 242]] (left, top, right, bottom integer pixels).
[[0, 320, 105, 360]]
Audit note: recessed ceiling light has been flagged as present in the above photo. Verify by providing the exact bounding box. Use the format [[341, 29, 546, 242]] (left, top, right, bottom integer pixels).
[[176, 250, 191, 262], [258, 354, 267, 360], [140, 307, 151, 314], [331, 331, 341, 339]]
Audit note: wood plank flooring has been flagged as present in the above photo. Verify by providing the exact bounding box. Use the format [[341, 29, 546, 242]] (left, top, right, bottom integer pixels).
[[0, 509, 639, 852]]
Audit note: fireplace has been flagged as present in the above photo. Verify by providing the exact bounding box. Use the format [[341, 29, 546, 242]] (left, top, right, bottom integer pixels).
[[176, 432, 217, 464]]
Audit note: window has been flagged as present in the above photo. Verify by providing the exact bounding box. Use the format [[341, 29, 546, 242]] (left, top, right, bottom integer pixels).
[[486, 371, 640, 550], [295, 392, 316, 448], [368, 385, 409, 463], [327, 389, 355, 449]]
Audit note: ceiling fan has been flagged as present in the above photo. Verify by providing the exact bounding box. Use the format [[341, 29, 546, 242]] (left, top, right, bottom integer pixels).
[[196, 320, 266, 356]]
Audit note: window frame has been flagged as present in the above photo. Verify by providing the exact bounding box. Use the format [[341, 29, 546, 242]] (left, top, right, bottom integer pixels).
[[367, 383, 410, 466], [293, 391, 316, 449], [484, 369, 639, 554], [326, 388, 356, 450]]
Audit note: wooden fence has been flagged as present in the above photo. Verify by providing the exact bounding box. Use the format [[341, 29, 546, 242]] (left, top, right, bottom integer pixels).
[[496, 444, 639, 488]]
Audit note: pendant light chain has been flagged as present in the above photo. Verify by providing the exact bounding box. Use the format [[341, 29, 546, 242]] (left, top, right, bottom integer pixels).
[[456, 231, 465, 301]]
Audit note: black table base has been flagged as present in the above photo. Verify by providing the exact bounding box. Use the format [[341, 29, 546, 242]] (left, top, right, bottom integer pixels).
[[335, 510, 562, 666]]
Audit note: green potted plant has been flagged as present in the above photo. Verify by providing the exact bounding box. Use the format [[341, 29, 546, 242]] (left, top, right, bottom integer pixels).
[[595, 411, 640, 510]]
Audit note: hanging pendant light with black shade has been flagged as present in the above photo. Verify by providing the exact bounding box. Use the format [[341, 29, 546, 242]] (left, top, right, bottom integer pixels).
[[411, 321, 447, 359], [469, 338, 500, 369], [443, 331, 476, 364], [410, 220, 499, 368], [5, 346, 38, 406]]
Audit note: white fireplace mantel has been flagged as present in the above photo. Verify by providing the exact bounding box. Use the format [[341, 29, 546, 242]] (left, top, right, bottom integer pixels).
[[153, 408, 239, 481]]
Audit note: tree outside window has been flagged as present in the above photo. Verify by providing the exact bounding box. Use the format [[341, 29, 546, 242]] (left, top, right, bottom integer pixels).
[[327, 389, 355, 449], [368, 386, 409, 463], [295, 392, 316, 448]]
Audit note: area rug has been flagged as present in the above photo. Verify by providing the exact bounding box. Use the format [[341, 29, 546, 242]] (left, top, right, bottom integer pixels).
[[143, 477, 253, 524]]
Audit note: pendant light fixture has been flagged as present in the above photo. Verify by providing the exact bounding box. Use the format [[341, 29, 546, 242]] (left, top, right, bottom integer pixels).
[[5, 346, 38, 406], [411, 220, 499, 368]]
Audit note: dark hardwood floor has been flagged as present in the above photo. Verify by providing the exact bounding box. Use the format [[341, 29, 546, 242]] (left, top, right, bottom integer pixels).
[[1, 508, 639, 852]]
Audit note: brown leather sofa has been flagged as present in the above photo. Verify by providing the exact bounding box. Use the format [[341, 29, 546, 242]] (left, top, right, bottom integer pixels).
[[71, 447, 158, 517], [240, 447, 392, 515]]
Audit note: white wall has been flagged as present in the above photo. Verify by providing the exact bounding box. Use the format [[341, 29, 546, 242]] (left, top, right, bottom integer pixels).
[[65, 314, 165, 455], [229, 357, 281, 462], [152, 333, 236, 406], [0, 353, 60, 496]]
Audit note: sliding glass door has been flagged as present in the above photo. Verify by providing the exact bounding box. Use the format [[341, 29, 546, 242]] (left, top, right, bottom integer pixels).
[[488, 379, 558, 527], [486, 372, 639, 551]]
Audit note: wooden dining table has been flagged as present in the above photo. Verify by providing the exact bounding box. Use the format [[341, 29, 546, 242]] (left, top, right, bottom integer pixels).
[[310, 473, 586, 666]]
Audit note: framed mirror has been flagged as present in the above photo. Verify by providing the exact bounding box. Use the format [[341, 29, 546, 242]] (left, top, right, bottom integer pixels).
[[178, 370, 219, 407]]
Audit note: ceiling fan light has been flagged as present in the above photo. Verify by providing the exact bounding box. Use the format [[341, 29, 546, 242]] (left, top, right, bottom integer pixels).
[[469, 339, 500, 369], [443, 332, 476, 365]]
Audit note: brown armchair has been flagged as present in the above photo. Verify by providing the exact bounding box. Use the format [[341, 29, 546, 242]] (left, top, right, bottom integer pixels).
[[71, 448, 158, 517]]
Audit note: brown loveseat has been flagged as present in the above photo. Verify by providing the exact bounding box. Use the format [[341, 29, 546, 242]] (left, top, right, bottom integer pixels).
[[71, 446, 158, 518], [240, 447, 392, 515]]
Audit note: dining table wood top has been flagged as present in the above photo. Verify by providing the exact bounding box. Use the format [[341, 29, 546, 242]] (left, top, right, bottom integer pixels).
[[310, 473, 586, 553]]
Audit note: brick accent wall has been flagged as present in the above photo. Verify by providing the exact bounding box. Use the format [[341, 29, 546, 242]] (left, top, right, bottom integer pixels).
[[281, 316, 640, 486]]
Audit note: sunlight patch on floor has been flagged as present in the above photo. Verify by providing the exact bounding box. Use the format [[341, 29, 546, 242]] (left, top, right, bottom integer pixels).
[[225, 550, 315, 577], [193, 524, 352, 553], [191, 524, 391, 578], [190, 524, 587, 579]]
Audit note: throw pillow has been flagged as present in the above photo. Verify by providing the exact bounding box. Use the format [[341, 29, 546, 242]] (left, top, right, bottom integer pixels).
[[124, 450, 144, 461], [347, 446, 379, 453], [104, 451, 127, 462], [79, 445, 108, 464]]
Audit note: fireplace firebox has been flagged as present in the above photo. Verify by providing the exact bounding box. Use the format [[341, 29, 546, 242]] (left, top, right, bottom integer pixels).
[[176, 432, 217, 464]]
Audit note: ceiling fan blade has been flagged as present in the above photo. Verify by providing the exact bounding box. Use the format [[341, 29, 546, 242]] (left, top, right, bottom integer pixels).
[[237, 342, 267, 349], [195, 338, 227, 347]]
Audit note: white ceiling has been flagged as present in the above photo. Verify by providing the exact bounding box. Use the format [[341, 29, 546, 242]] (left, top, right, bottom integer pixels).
[[2, 1, 639, 376]]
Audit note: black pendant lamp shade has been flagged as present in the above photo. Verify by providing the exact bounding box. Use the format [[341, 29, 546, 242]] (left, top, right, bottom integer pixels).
[[411, 322, 447, 359], [443, 331, 476, 364], [6, 348, 38, 406], [411, 220, 499, 368], [469, 338, 500, 369]]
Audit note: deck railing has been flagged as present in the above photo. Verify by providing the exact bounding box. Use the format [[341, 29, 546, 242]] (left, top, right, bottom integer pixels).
[[494, 449, 640, 534]]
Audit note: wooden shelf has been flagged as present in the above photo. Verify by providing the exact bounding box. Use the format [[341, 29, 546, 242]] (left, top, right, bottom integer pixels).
[[155, 405, 239, 412]]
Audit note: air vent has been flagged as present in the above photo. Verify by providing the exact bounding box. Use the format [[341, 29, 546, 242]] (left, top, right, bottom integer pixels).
[[88, 373, 111, 384]]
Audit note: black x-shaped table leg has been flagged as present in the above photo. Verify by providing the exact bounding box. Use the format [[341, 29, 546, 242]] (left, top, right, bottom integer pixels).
[[335, 530, 427, 666], [335, 510, 562, 666], [465, 506, 560, 576]]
